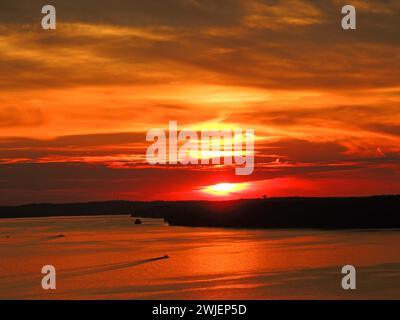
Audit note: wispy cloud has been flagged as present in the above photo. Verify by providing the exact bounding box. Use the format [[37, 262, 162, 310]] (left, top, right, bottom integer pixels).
[[0, 0, 399, 203]]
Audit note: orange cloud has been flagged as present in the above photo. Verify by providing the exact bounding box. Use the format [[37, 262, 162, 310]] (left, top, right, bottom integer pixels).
[[0, 0, 399, 203]]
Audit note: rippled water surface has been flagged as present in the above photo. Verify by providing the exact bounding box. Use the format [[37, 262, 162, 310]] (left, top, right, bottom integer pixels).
[[1, 215, 400, 299]]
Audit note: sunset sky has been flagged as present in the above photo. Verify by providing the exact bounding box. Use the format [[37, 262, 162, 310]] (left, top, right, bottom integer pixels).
[[0, 0, 399, 204]]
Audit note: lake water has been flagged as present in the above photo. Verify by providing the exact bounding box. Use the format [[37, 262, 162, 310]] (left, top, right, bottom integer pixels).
[[0, 215, 399, 299]]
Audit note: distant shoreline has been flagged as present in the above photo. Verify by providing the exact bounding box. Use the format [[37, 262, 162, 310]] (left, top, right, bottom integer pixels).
[[1, 195, 399, 230]]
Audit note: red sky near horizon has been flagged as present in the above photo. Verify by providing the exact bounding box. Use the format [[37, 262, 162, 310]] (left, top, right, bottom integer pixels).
[[0, 0, 400, 205]]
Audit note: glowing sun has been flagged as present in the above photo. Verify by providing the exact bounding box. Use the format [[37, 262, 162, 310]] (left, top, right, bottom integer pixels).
[[201, 182, 248, 196]]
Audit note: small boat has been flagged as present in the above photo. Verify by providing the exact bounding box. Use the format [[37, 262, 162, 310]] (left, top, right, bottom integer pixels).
[[134, 218, 142, 225]]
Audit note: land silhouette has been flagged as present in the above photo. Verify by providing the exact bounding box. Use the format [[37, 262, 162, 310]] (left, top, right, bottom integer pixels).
[[0, 195, 400, 229]]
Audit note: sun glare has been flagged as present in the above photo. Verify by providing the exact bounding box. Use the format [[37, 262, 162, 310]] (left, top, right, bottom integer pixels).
[[201, 182, 248, 196]]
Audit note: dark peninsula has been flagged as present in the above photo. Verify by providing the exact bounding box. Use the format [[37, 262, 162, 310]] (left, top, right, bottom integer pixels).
[[1, 195, 399, 230]]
